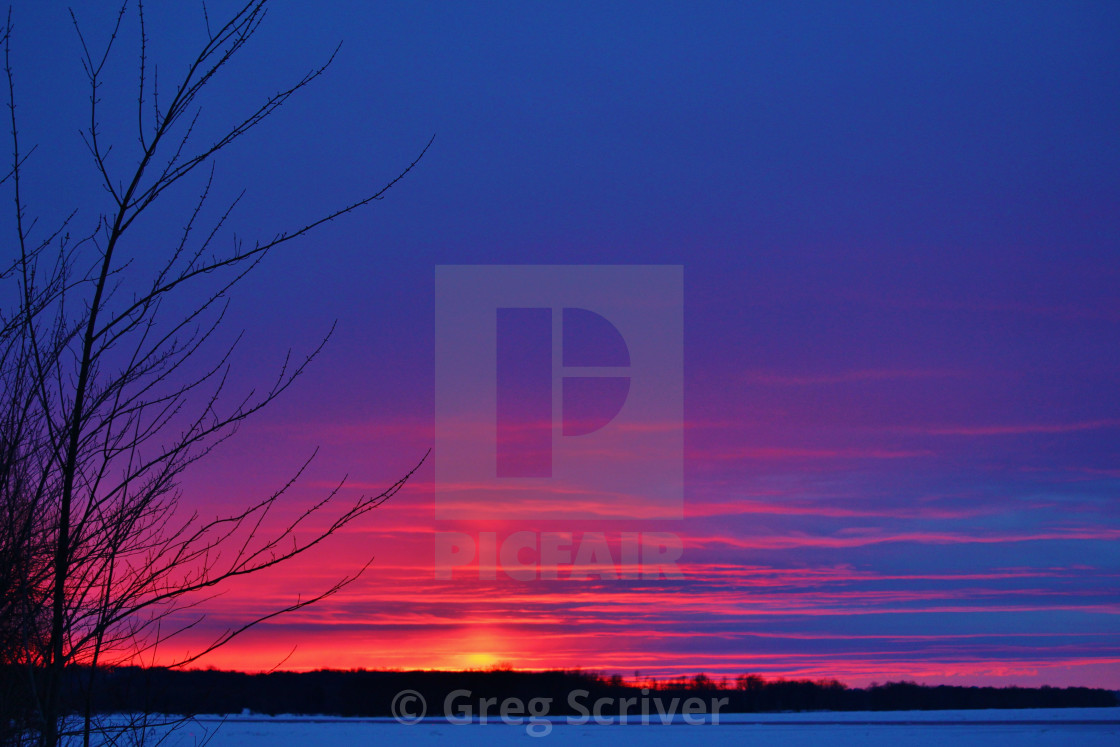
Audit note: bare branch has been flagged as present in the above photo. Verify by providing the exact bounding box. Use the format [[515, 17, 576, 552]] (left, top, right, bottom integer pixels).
[[1, 3, 429, 744]]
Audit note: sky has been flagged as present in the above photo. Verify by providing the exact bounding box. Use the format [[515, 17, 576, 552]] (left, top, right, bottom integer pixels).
[[5, 1, 1119, 688]]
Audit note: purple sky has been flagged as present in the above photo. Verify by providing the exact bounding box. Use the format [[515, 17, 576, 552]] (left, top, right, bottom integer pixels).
[[5, 1, 1118, 686]]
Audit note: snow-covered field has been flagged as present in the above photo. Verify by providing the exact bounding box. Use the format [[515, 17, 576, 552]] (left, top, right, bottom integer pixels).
[[94, 708, 1120, 746]]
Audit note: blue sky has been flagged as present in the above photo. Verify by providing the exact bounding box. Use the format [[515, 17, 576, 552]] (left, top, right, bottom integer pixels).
[[5, 1, 1118, 686]]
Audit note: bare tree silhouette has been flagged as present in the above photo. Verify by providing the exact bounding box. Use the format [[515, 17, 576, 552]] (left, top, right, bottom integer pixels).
[[0, 3, 429, 744]]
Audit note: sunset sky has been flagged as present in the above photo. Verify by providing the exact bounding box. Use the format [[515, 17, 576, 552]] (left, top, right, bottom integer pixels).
[[9, 1, 1119, 688]]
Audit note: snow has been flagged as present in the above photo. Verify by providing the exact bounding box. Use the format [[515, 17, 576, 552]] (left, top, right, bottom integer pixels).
[[86, 708, 1120, 746]]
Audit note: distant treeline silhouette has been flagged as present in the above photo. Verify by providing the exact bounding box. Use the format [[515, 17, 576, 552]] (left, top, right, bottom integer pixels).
[[6, 666, 1113, 718]]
